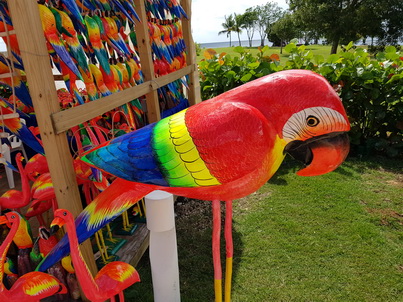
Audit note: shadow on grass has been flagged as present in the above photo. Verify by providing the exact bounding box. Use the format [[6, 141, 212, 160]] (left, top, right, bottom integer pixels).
[[268, 154, 402, 187], [125, 198, 244, 302], [344, 155, 403, 174]]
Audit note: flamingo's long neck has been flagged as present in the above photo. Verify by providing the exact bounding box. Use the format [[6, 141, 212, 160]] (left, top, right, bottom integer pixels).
[[64, 215, 100, 298], [0, 216, 19, 292], [16, 157, 30, 203]]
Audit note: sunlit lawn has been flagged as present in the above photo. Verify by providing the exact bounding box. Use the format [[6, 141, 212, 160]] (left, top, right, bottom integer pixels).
[[196, 44, 369, 64], [125, 156, 403, 301]]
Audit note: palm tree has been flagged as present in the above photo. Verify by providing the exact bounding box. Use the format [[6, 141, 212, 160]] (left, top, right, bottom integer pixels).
[[234, 13, 244, 46], [218, 14, 235, 46]]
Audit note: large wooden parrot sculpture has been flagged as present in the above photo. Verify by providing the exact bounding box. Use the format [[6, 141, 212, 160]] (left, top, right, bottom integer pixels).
[[37, 70, 350, 300]]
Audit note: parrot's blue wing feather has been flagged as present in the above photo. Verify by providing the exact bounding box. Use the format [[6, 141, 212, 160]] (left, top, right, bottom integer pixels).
[[82, 122, 168, 186]]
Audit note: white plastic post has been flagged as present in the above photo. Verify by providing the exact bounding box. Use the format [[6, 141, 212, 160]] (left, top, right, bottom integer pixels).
[[145, 190, 181, 302], [1, 143, 15, 188]]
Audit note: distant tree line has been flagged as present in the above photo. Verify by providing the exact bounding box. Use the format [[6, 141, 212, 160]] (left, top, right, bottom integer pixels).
[[219, 0, 403, 54]]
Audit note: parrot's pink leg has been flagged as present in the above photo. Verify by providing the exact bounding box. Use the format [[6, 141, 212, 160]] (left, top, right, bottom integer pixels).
[[212, 199, 222, 302], [224, 200, 233, 302], [118, 291, 125, 301]]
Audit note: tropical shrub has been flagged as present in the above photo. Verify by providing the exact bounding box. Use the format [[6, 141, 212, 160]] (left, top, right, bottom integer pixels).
[[198, 43, 403, 157], [199, 46, 281, 100]]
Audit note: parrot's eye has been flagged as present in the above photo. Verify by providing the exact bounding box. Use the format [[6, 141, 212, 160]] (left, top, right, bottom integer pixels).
[[11, 215, 15, 219], [282, 106, 349, 143], [306, 116, 320, 127], [63, 211, 67, 216]]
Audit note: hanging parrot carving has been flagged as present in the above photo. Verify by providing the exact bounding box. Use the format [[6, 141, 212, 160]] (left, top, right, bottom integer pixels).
[[37, 70, 350, 272]]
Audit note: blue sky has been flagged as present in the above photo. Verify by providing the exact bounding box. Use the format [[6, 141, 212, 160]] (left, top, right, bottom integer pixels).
[[191, 0, 288, 43], [0, 1, 288, 51]]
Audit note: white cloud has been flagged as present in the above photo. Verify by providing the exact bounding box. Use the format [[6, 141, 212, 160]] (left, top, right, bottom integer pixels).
[[191, 0, 288, 43]]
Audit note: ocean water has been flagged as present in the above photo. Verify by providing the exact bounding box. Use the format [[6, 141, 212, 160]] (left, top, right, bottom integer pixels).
[[200, 39, 272, 48]]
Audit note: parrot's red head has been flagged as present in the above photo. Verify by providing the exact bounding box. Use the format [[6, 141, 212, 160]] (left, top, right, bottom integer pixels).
[[221, 69, 350, 176]]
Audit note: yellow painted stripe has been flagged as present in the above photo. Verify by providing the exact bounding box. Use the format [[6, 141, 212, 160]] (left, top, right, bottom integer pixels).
[[154, 109, 220, 187], [214, 279, 223, 302], [225, 257, 233, 302]]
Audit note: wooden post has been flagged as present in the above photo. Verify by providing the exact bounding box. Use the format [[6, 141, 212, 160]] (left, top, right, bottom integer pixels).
[[181, 0, 202, 105], [7, 0, 98, 281], [134, 0, 161, 123]]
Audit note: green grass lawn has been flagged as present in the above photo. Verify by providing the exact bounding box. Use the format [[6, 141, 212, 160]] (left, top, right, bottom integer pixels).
[[196, 44, 336, 64], [125, 156, 402, 301]]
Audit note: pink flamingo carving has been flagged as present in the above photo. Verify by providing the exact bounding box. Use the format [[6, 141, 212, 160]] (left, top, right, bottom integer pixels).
[[0, 153, 30, 211], [49, 208, 140, 302], [0, 212, 67, 301]]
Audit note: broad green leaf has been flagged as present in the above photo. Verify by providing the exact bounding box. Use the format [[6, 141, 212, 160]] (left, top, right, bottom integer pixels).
[[385, 52, 399, 61], [386, 74, 402, 84], [319, 65, 333, 75], [375, 52, 386, 61], [313, 55, 324, 65], [225, 70, 236, 79], [233, 46, 245, 54], [284, 43, 296, 53], [259, 68, 271, 76], [385, 45, 397, 53], [261, 45, 269, 53], [240, 73, 253, 82], [202, 85, 212, 91], [327, 54, 340, 63], [345, 41, 354, 51], [248, 61, 260, 69]]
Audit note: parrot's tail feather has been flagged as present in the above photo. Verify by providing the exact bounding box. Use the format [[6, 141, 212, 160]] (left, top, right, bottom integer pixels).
[[36, 178, 154, 272]]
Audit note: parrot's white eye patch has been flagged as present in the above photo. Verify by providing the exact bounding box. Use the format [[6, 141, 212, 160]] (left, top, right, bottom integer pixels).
[[282, 107, 348, 142]]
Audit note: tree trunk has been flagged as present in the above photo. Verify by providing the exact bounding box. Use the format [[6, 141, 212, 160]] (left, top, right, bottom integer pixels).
[[331, 36, 339, 54], [280, 39, 283, 54], [237, 32, 241, 46]]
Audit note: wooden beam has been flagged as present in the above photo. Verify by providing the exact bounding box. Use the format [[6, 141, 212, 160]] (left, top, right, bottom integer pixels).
[[52, 65, 195, 134], [0, 30, 16, 37], [134, 0, 161, 123], [7, 0, 98, 281], [181, 0, 202, 105]]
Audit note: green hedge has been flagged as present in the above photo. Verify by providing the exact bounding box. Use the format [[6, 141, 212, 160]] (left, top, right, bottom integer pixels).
[[199, 43, 403, 158]]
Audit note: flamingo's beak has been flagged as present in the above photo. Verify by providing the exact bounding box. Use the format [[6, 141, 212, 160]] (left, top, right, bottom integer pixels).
[[49, 216, 65, 236], [0, 215, 7, 225]]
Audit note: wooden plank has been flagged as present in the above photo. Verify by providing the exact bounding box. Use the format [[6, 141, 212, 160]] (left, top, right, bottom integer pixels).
[[181, 0, 202, 105], [0, 72, 18, 79], [155, 64, 195, 87], [134, 0, 161, 123], [52, 65, 194, 134], [7, 0, 98, 284], [115, 224, 150, 267], [0, 30, 16, 37]]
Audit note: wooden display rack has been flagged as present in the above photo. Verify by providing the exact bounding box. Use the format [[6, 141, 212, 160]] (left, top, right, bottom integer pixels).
[[6, 0, 200, 279]]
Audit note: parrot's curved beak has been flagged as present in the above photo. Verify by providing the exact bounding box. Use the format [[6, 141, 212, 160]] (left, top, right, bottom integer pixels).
[[285, 132, 350, 176]]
